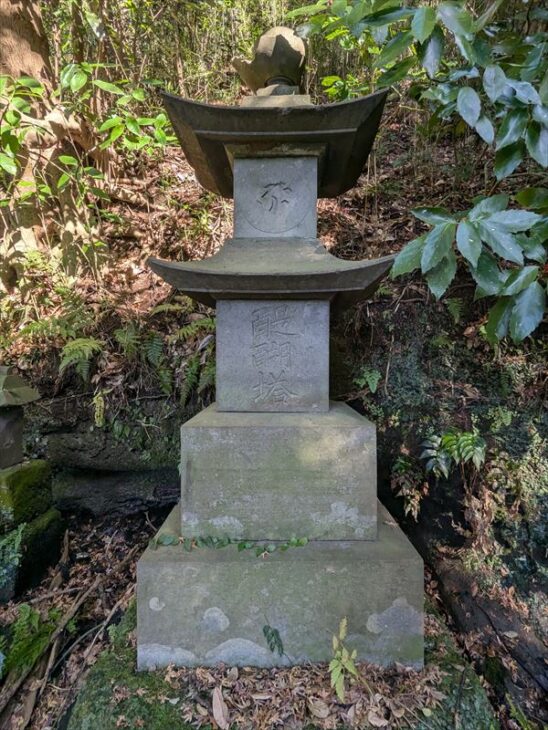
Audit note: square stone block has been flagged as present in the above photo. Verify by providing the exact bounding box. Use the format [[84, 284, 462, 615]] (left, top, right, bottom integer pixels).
[[0, 407, 23, 470], [216, 300, 329, 413], [137, 503, 424, 669], [180, 402, 376, 540], [233, 157, 317, 238]]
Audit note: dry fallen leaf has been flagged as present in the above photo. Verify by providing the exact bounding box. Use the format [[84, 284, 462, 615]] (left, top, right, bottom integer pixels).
[[308, 697, 330, 719], [368, 709, 389, 727], [212, 686, 230, 730]]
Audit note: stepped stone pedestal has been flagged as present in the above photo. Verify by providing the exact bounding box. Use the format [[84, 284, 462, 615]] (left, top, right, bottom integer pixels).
[[137, 25, 423, 670]]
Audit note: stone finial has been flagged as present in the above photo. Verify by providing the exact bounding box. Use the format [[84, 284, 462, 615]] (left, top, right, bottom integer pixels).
[[232, 26, 306, 94], [0, 367, 39, 408]]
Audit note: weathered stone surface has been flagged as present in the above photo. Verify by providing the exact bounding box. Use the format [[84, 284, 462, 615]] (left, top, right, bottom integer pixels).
[[180, 402, 376, 540], [216, 300, 329, 413], [0, 459, 52, 534], [233, 157, 317, 238], [0, 407, 23, 470], [52, 467, 179, 516], [232, 26, 307, 93], [0, 507, 63, 603], [69, 601, 498, 730], [137, 502, 423, 669]]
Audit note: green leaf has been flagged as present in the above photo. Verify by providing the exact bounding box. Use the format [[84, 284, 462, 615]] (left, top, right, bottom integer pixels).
[[495, 109, 528, 151], [377, 57, 415, 87], [477, 221, 524, 265], [487, 210, 541, 231], [517, 232, 547, 263], [470, 252, 506, 296], [58, 154, 78, 166], [0, 153, 17, 176], [469, 194, 509, 221], [437, 2, 474, 39], [509, 281, 546, 341], [425, 250, 457, 299], [474, 115, 494, 144], [457, 87, 481, 127], [502, 266, 539, 296], [525, 123, 548, 167], [494, 141, 524, 181], [93, 79, 125, 95], [411, 6, 436, 43], [126, 117, 141, 135], [361, 6, 415, 28], [131, 88, 145, 101], [419, 26, 444, 78], [99, 116, 123, 131], [515, 187, 548, 211], [456, 220, 482, 266], [485, 297, 513, 343], [374, 30, 414, 68], [532, 104, 548, 126], [421, 222, 457, 273], [483, 65, 507, 103], [70, 69, 88, 93], [412, 207, 455, 225], [56, 172, 71, 189], [508, 79, 541, 105]]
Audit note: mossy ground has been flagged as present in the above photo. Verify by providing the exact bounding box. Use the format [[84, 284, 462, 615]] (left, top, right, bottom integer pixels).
[[67, 602, 497, 730]]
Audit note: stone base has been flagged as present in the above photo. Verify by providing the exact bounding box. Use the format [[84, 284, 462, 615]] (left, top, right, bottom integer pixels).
[[136, 503, 423, 670], [180, 402, 377, 540], [0, 460, 52, 534]]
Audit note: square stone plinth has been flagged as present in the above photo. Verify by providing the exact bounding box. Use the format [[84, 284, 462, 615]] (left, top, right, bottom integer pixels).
[[137, 503, 424, 670], [216, 300, 329, 413], [233, 157, 317, 238], [180, 402, 376, 540]]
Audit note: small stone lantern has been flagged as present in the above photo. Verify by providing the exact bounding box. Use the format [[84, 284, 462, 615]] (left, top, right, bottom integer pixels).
[[0, 367, 39, 469]]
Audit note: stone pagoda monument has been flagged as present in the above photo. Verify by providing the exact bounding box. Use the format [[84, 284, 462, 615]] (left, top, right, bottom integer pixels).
[[137, 27, 423, 669]]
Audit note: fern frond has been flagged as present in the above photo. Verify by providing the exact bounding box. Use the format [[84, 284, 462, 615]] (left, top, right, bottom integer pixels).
[[445, 297, 464, 324], [144, 331, 164, 367], [180, 353, 200, 405], [59, 337, 103, 382], [169, 317, 215, 344]]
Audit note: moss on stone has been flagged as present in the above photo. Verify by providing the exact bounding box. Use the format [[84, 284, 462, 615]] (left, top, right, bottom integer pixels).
[[0, 460, 52, 535], [67, 602, 497, 730], [18, 507, 63, 590]]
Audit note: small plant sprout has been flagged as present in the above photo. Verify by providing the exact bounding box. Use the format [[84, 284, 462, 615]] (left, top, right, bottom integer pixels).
[[330, 617, 360, 702]]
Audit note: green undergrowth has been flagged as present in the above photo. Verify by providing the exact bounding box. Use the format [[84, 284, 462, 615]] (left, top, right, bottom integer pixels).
[[67, 602, 497, 730]]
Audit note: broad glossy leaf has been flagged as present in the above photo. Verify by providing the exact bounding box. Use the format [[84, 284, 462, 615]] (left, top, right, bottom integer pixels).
[[470, 252, 507, 296], [525, 123, 548, 167], [0, 152, 17, 176], [421, 222, 457, 272], [93, 79, 125, 95], [99, 116, 123, 132], [70, 69, 88, 93], [477, 221, 524, 265], [457, 87, 481, 127], [377, 57, 415, 87], [419, 26, 444, 78], [483, 65, 506, 103], [475, 0, 505, 31], [58, 154, 78, 166], [494, 141, 524, 181], [425, 250, 457, 299], [508, 79, 541, 105], [485, 297, 513, 343], [456, 220, 482, 266], [509, 281, 546, 341], [391, 236, 425, 277], [515, 187, 548, 211], [541, 68, 548, 105], [437, 2, 474, 39], [361, 6, 415, 27], [469, 194, 509, 221], [475, 115, 494, 144], [495, 109, 528, 150], [502, 266, 539, 296], [412, 207, 455, 225], [487, 209, 541, 231], [517, 232, 547, 263], [411, 6, 436, 43], [374, 30, 414, 68], [532, 104, 548, 126]]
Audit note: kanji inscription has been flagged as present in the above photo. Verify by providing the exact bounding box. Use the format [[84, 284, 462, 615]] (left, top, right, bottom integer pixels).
[[251, 305, 297, 405]]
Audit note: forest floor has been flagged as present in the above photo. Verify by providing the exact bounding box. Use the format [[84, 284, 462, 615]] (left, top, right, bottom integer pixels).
[[0, 97, 546, 729]]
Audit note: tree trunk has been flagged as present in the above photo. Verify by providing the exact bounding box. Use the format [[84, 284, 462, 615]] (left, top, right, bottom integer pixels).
[[0, 0, 53, 85]]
